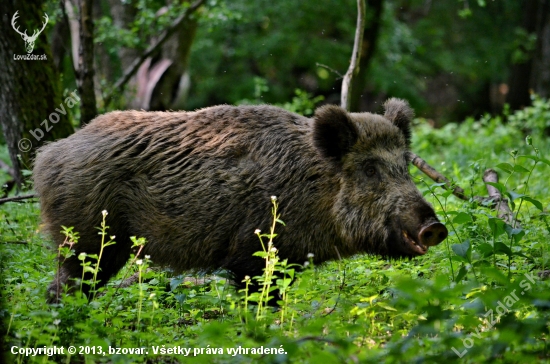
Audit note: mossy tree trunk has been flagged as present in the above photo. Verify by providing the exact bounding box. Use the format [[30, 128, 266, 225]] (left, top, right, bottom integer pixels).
[[0, 0, 75, 189], [77, 0, 97, 125]]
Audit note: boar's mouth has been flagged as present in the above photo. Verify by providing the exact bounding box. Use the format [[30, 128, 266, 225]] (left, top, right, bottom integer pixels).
[[402, 230, 428, 256]]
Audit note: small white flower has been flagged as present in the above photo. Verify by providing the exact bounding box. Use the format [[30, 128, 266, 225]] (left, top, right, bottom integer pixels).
[[136, 259, 143, 265], [102, 210, 108, 216], [110, 236, 116, 240], [244, 275, 250, 281], [53, 319, 61, 325], [254, 229, 261, 234], [145, 255, 151, 259], [149, 293, 156, 299], [304, 261, 310, 267], [307, 253, 314, 258], [270, 247, 278, 253], [271, 195, 277, 201]]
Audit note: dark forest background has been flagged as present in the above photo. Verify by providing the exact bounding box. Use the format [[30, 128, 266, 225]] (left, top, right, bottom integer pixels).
[[1, 0, 549, 186]]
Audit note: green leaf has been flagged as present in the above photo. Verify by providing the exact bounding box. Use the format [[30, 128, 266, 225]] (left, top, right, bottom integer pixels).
[[477, 243, 495, 257], [495, 162, 513, 174], [377, 303, 397, 311], [494, 242, 513, 256], [513, 164, 530, 174], [505, 225, 525, 243], [441, 190, 453, 198], [453, 212, 473, 224], [485, 182, 506, 195], [455, 265, 468, 282], [523, 196, 543, 211], [519, 154, 540, 162], [170, 277, 183, 291], [452, 240, 471, 261], [508, 191, 525, 201], [488, 217, 506, 237]]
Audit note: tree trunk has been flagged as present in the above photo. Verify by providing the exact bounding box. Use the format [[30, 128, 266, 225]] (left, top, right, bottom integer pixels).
[[0, 0, 75, 189], [531, 0, 550, 98], [349, 0, 384, 112], [506, 0, 539, 110], [137, 17, 199, 111], [77, 0, 97, 125]]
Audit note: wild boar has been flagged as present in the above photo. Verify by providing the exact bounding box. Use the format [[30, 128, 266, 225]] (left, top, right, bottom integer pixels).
[[33, 98, 447, 301]]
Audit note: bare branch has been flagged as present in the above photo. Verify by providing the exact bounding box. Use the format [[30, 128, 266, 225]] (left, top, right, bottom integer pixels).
[[409, 152, 467, 200], [0, 194, 37, 205], [103, 0, 206, 107], [315, 63, 343, 79], [341, 0, 366, 111]]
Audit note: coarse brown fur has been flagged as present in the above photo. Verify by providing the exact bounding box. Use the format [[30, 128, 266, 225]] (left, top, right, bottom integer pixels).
[[33, 98, 446, 301]]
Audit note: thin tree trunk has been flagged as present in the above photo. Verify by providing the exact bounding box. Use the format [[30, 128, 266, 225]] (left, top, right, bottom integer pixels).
[[341, 0, 366, 111], [77, 0, 97, 125], [349, 0, 384, 112], [0, 0, 75, 189]]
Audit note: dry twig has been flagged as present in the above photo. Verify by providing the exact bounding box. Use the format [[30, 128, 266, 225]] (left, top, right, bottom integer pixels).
[[0, 194, 37, 205]]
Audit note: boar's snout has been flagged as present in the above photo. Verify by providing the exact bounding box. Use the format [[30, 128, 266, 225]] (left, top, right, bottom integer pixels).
[[419, 221, 448, 247]]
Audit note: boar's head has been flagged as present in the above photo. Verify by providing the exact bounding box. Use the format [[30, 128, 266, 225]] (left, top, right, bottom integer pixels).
[[313, 98, 448, 257]]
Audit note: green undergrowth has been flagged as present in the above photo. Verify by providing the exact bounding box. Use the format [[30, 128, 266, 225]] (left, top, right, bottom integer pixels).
[[1, 96, 550, 363]]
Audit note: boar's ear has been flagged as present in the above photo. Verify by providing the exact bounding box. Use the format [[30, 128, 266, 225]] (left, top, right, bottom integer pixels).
[[384, 98, 414, 145], [313, 105, 358, 163]]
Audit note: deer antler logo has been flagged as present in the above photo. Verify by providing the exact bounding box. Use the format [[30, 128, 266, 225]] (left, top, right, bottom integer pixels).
[[11, 11, 49, 54]]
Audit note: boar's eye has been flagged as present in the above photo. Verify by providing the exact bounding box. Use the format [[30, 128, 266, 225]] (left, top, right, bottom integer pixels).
[[365, 166, 376, 177]]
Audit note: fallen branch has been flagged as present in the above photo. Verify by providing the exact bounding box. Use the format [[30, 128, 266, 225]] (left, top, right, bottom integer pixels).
[[0, 194, 37, 205], [103, 0, 206, 107], [340, 0, 366, 111], [482, 168, 516, 226], [410, 153, 518, 226], [410, 152, 467, 200]]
